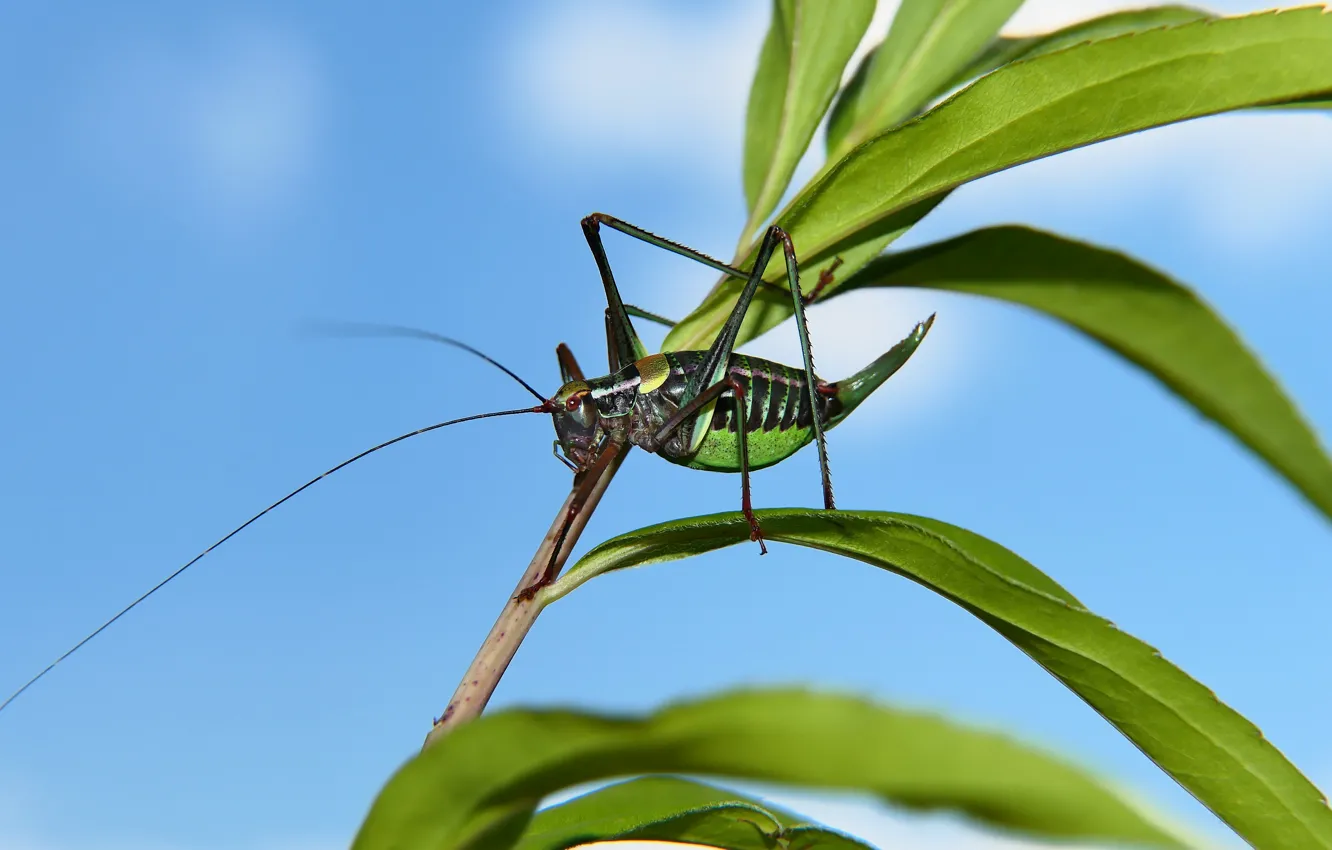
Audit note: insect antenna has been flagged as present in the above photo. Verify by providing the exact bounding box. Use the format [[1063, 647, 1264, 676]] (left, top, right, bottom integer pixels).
[[0, 403, 551, 716], [309, 321, 548, 403]]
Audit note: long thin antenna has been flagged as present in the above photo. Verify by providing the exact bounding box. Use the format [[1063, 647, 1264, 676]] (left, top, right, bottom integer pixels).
[[0, 404, 548, 715], [309, 322, 548, 402]]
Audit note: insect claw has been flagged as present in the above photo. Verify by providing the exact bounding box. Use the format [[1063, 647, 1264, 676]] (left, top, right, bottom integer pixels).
[[744, 513, 768, 554], [513, 584, 540, 603], [804, 255, 844, 305]]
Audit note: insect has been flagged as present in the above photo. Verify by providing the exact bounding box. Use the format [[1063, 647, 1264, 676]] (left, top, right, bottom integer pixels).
[[0, 213, 931, 714]]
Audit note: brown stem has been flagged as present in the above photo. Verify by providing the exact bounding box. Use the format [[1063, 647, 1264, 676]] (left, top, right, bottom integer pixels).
[[422, 441, 628, 748]]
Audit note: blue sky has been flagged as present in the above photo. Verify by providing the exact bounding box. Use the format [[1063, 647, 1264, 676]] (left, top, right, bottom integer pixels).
[[1, 1, 1330, 848]]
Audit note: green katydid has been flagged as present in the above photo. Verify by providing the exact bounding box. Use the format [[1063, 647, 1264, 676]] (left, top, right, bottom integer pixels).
[[546, 214, 932, 566], [0, 214, 931, 713]]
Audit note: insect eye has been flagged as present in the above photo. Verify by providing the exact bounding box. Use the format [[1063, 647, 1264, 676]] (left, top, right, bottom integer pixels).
[[566, 395, 582, 411]]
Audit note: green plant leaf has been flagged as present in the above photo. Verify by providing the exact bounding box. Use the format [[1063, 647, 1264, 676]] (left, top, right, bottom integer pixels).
[[833, 225, 1332, 524], [936, 6, 1213, 102], [783, 8, 1332, 273], [825, 0, 1024, 160], [1268, 93, 1332, 111], [543, 510, 1332, 849], [517, 776, 873, 850], [937, 9, 1330, 127], [356, 686, 1191, 850], [671, 8, 1332, 354], [741, 0, 875, 246]]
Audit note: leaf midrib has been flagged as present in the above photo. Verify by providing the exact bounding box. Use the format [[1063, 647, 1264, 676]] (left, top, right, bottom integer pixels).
[[840, 0, 969, 156], [742, 0, 805, 253]]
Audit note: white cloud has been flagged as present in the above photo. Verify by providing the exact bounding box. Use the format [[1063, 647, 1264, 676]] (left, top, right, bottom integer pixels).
[[501, 0, 1275, 168], [76, 25, 323, 226], [504, 0, 1332, 251], [503, 0, 766, 174]]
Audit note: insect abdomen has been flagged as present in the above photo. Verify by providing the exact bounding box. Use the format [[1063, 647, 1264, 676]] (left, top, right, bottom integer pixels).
[[680, 354, 829, 472]]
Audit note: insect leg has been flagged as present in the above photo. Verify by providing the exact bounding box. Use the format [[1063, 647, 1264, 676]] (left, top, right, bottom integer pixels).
[[516, 436, 628, 601], [584, 218, 648, 370], [586, 212, 748, 280], [727, 377, 765, 553], [688, 226, 785, 400], [584, 216, 780, 369], [624, 304, 676, 328], [585, 213, 793, 301], [801, 256, 844, 306], [551, 440, 578, 471], [775, 229, 835, 511], [643, 377, 766, 554]]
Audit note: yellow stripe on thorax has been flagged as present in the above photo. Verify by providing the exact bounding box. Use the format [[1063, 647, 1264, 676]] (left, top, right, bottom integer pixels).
[[635, 353, 671, 393]]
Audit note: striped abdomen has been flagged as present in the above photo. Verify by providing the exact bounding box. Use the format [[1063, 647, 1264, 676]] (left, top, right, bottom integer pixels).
[[620, 316, 932, 474], [707, 354, 831, 435], [640, 352, 838, 472]]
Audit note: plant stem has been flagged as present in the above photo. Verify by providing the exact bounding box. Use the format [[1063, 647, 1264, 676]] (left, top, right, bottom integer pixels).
[[422, 442, 628, 748]]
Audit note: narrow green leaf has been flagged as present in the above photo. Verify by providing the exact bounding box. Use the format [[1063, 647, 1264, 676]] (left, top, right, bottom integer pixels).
[[825, 0, 1024, 160], [545, 510, 1332, 849], [834, 225, 1332, 524], [672, 8, 1332, 353], [823, 41, 874, 162], [937, 10, 1330, 129], [937, 6, 1213, 101], [357, 687, 1190, 850], [784, 8, 1332, 274], [742, 0, 874, 243], [518, 776, 873, 850], [1267, 93, 1332, 111]]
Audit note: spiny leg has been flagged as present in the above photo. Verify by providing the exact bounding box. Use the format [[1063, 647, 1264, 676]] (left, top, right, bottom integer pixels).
[[776, 229, 835, 511], [690, 225, 785, 398], [516, 436, 627, 601], [516, 498, 580, 603], [655, 224, 788, 542], [624, 304, 676, 328], [644, 376, 767, 554], [587, 212, 749, 280], [584, 218, 649, 370], [600, 305, 677, 368], [584, 213, 837, 374], [585, 212, 795, 305], [802, 256, 844, 306], [727, 378, 765, 553]]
